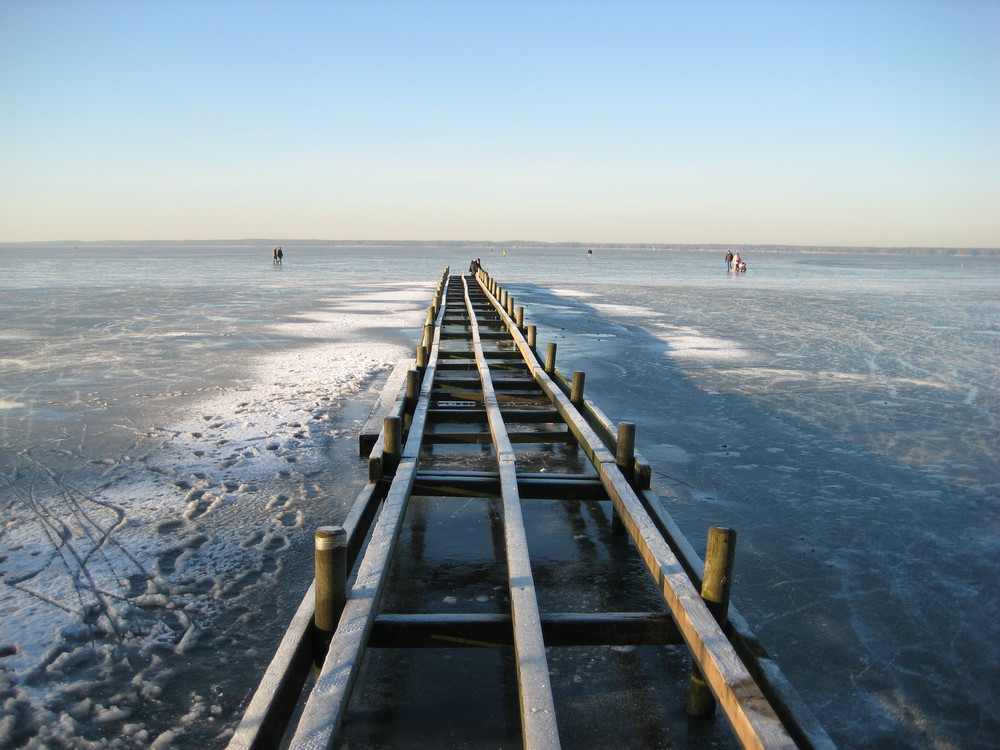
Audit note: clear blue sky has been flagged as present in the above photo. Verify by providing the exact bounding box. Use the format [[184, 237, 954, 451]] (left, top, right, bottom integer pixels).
[[2, 1, 998, 246]]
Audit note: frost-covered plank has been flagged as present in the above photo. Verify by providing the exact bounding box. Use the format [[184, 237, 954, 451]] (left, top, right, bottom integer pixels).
[[289, 276, 450, 750], [227, 581, 316, 750], [369, 611, 682, 648], [359, 357, 414, 456], [462, 275, 562, 750]]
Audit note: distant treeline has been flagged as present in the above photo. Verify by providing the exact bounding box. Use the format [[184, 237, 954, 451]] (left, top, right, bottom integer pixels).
[[5, 239, 998, 257]]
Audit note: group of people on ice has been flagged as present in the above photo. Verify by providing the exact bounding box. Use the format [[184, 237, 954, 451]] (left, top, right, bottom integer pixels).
[[272, 246, 284, 263], [724, 250, 747, 272]]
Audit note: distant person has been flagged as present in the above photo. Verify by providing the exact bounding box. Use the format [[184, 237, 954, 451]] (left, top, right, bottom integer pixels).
[[277, 247, 283, 263], [273, 247, 278, 263], [732, 252, 741, 271], [725, 250, 733, 268], [469, 258, 480, 274]]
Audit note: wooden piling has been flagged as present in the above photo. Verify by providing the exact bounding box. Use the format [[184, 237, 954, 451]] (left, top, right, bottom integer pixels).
[[422, 324, 434, 349], [570, 371, 586, 407], [314, 526, 348, 668], [416, 345, 428, 371], [611, 422, 636, 533], [404, 369, 419, 430], [527, 325, 537, 350], [516, 306, 524, 330], [544, 342, 557, 374], [383, 416, 402, 477], [616, 422, 636, 481], [687, 526, 738, 718]]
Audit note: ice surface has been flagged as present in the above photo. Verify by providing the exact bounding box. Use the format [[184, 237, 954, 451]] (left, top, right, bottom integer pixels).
[[501, 255, 999, 750], [0, 248, 438, 747], [1, 244, 997, 749]]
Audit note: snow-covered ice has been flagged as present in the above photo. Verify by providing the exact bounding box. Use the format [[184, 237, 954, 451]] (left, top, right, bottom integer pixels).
[[1, 243, 997, 749]]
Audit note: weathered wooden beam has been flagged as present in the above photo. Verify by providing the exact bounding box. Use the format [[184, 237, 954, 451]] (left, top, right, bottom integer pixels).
[[358, 358, 415, 456], [429, 390, 550, 405], [434, 375, 540, 389], [368, 612, 682, 648], [226, 583, 317, 750], [462, 275, 562, 749], [289, 277, 451, 750], [422, 430, 573, 445], [427, 408, 562, 424], [410, 470, 608, 500]]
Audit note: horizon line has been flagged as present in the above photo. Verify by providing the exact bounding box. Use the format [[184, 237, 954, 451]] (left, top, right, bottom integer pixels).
[[2, 238, 999, 252]]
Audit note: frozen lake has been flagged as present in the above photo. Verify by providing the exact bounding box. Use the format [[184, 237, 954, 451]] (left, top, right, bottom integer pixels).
[[0, 243, 997, 748]]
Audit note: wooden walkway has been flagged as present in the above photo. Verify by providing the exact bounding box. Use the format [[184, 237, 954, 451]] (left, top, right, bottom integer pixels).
[[229, 268, 835, 750]]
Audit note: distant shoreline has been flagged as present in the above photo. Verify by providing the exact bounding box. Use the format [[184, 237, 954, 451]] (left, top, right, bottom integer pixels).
[[1, 239, 997, 257]]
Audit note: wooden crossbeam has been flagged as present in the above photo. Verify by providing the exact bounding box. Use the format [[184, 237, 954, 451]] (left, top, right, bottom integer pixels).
[[369, 612, 682, 648]]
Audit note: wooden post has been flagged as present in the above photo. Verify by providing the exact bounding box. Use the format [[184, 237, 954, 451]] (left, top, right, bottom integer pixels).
[[687, 526, 738, 718], [404, 369, 420, 430], [314, 525, 347, 669], [516, 306, 525, 330], [570, 371, 586, 407], [612, 422, 636, 533], [426, 307, 435, 326], [527, 325, 537, 350], [544, 342, 557, 374], [616, 422, 636, 481], [416, 345, 428, 371], [506, 298, 514, 317], [383, 416, 402, 476], [422, 324, 433, 349]]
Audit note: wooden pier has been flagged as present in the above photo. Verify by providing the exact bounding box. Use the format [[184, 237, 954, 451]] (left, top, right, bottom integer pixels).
[[229, 268, 835, 750]]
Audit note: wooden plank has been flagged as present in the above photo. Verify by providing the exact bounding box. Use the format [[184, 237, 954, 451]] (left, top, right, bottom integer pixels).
[[429, 390, 550, 405], [462, 275, 562, 750], [289, 278, 451, 750], [231, 396, 406, 749], [368, 612, 682, 648], [227, 582, 317, 750], [427, 408, 562, 423], [435, 376, 539, 388], [410, 470, 607, 500], [422, 430, 573, 445], [359, 358, 415, 456]]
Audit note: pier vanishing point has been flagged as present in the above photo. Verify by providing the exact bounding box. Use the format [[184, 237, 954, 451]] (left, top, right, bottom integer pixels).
[[229, 268, 835, 750]]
